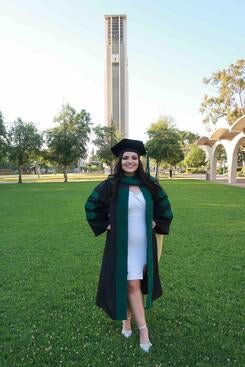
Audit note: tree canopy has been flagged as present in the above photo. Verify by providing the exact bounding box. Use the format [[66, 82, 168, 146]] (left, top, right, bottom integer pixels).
[[178, 130, 199, 158], [8, 118, 43, 183], [145, 116, 184, 177], [178, 130, 199, 146], [200, 59, 245, 129], [0, 111, 7, 162], [184, 144, 206, 169], [93, 123, 122, 173], [46, 103, 91, 182]]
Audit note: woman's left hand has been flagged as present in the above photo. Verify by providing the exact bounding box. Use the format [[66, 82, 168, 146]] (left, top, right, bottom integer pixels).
[[152, 220, 156, 228]]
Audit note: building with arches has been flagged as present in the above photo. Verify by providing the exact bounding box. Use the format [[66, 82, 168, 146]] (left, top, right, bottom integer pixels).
[[197, 115, 245, 184]]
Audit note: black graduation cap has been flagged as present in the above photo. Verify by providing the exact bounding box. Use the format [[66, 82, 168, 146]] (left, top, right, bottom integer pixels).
[[111, 138, 146, 157]]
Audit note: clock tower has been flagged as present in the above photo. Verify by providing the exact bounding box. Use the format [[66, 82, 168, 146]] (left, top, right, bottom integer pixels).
[[104, 15, 128, 137]]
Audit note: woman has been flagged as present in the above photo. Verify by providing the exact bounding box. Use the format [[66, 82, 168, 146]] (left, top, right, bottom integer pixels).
[[84, 138, 173, 352]]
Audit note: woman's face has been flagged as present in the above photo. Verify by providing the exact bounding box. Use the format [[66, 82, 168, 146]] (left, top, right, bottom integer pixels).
[[121, 151, 139, 175]]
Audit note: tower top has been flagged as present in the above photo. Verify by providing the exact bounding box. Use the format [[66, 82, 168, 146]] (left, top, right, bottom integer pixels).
[[104, 14, 127, 19]]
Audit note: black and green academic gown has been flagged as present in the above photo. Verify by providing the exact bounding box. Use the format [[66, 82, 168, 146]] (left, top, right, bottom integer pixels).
[[84, 176, 173, 320]]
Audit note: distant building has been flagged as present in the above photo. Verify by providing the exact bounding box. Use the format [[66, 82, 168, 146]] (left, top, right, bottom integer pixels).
[[104, 14, 128, 137]]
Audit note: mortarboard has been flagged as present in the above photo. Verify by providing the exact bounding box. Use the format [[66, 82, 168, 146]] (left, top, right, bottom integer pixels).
[[111, 138, 146, 157]]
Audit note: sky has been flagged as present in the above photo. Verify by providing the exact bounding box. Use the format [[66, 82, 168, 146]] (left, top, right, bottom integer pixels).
[[0, 0, 244, 143]]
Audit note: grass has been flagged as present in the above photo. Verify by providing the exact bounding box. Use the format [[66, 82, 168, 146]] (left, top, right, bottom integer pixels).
[[0, 180, 244, 367], [0, 172, 206, 184], [0, 173, 106, 184]]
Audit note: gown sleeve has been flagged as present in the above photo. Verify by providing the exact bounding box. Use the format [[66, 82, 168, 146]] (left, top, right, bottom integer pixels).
[[84, 180, 110, 236], [153, 185, 173, 235]]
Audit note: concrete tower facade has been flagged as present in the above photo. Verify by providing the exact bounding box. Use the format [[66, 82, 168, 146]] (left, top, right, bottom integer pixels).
[[104, 14, 128, 137]]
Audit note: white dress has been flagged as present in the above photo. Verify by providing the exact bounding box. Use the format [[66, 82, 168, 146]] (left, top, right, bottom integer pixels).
[[127, 190, 147, 280]]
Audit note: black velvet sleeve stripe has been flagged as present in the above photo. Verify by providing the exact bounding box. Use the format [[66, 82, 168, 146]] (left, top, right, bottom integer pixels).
[[84, 180, 110, 236], [153, 186, 173, 235], [159, 197, 172, 212]]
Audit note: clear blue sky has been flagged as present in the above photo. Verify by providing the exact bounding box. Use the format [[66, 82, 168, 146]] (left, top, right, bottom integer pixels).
[[0, 0, 244, 141]]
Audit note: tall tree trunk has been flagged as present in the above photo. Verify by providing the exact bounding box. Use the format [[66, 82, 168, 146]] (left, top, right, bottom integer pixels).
[[110, 161, 113, 174], [18, 162, 22, 184], [64, 166, 68, 182], [155, 162, 159, 178], [77, 159, 81, 173]]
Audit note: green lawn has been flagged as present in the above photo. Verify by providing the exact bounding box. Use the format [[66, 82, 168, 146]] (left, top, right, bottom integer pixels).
[[0, 173, 106, 184], [0, 180, 244, 367]]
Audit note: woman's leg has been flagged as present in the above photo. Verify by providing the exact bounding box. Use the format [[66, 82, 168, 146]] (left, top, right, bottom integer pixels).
[[127, 280, 150, 343], [122, 303, 133, 331]]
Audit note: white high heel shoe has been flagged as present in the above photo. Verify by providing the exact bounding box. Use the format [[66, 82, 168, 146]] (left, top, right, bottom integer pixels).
[[121, 329, 132, 338], [139, 324, 152, 352], [121, 318, 132, 338]]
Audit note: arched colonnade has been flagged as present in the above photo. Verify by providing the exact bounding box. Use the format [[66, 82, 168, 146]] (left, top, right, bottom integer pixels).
[[197, 115, 245, 184]]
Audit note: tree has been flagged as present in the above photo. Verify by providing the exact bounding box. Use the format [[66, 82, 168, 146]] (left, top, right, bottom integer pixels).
[[184, 144, 206, 169], [46, 103, 91, 182], [8, 118, 43, 183], [178, 129, 199, 160], [36, 149, 56, 174], [215, 145, 227, 162], [178, 130, 199, 149], [238, 146, 245, 166], [145, 116, 184, 177], [200, 59, 245, 129], [93, 123, 122, 173], [0, 111, 7, 162]]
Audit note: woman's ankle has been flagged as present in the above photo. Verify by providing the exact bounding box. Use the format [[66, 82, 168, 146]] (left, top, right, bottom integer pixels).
[[139, 323, 147, 331], [139, 324, 150, 343], [122, 319, 131, 331]]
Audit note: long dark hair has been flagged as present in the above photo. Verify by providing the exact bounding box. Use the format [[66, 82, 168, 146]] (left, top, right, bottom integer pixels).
[[109, 153, 161, 199]]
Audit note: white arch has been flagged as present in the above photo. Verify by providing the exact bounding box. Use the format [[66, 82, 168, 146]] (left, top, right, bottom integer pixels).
[[210, 142, 228, 181], [197, 115, 245, 184], [227, 135, 245, 183]]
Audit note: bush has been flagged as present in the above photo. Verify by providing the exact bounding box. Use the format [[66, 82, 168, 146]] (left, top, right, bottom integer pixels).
[[217, 167, 228, 174], [186, 167, 206, 174], [238, 167, 245, 176]]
